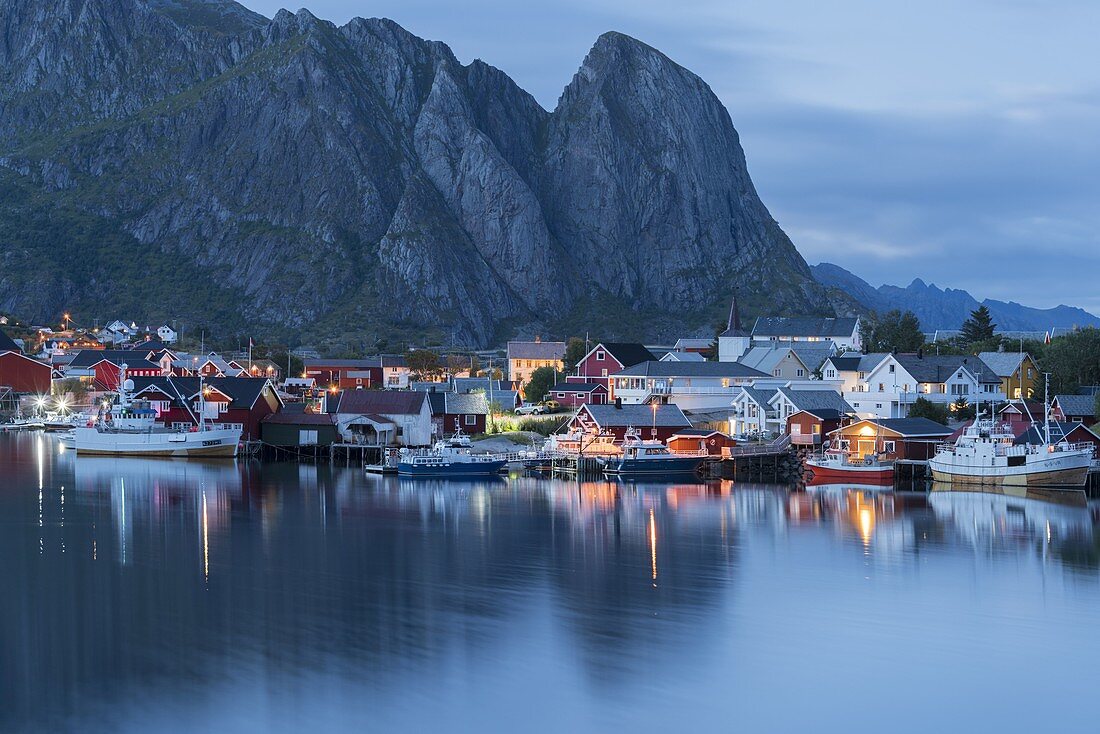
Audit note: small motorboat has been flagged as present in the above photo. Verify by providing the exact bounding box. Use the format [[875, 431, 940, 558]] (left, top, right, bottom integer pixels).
[[600, 428, 704, 477], [397, 430, 507, 477]]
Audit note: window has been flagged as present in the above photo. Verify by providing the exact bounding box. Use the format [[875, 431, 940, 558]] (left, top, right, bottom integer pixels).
[[556, 392, 566, 398], [838, 440, 850, 451], [950, 384, 969, 396], [826, 369, 835, 378], [852, 402, 860, 408], [464, 415, 477, 426], [876, 403, 882, 409], [796, 369, 804, 377], [773, 369, 781, 377], [596, 350, 605, 361], [601, 369, 607, 377], [888, 364, 895, 373], [812, 424, 821, 434], [878, 383, 885, 392], [883, 440, 896, 453], [299, 429, 319, 446]]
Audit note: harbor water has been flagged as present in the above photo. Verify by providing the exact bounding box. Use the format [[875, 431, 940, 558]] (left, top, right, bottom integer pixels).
[[3, 431, 1100, 732]]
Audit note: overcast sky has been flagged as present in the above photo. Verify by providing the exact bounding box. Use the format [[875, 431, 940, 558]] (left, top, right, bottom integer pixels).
[[243, 0, 1100, 313]]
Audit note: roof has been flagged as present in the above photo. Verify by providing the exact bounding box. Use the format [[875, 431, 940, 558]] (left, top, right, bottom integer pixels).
[[379, 355, 407, 368], [672, 338, 713, 350], [129, 376, 278, 410], [452, 377, 508, 393], [589, 342, 655, 368], [833, 417, 952, 437], [977, 351, 1033, 378], [738, 346, 809, 374], [68, 349, 159, 370], [790, 407, 846, 420], [303, 358, 378, 368], [1055, 394, 1097, 417], [752, 317, 859, 338], [579, 403, 691, 429], [774, 388, 853, 414], [261, 412, 335, 426], [669, 428, 730, 438], [825, 353, 863, 372], [550, 382, 606, 393], [891, 354, 1000, 384], [1015, 423, 1099, 445], [507, 340, 566, 360], [336, 390, 427, 416], [613, 361, 767, 379], [788, 344, 837, 372], [447, 392, 488, 414], [660, 350, 706, 362], [0, 329, 19, 353], [736, 386, 778, 407]]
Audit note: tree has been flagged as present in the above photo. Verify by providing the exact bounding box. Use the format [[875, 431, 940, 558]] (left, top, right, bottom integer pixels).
[[908, 397, 951, 424], [444, 354, 468, 377], [951, 396, 975, 421], [407, 349, 441, 379], [563, 337, 588, 375], [1040, 327, 1100, 394], [524, 366, 559, 403], [960, 305, 996, 344], [862, 310, 925, 353]]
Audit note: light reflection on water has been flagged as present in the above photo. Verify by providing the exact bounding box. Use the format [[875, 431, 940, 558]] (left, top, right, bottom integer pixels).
[[2, 432, 1100, 733]]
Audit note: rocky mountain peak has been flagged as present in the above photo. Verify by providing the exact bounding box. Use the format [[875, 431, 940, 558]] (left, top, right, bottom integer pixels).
[[0, 2, 833, 348]]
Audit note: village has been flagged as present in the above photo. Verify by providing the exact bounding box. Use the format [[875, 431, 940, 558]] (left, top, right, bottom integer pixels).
[[0, 299, 1098, 487]]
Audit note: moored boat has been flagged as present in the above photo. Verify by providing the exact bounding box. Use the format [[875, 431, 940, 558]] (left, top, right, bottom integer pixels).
[[805, 449, 895, 485], [72, 367, 240, 458], [397, 430, 507, 477], [927, 419, 1091, 488], [600, 428, 704, 476]]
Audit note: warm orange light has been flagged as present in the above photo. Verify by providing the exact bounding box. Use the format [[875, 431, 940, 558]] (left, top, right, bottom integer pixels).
[[859, 425, 875, 436]]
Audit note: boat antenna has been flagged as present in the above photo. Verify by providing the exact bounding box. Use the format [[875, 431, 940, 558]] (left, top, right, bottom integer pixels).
[[1043, 372, 1051, 446]]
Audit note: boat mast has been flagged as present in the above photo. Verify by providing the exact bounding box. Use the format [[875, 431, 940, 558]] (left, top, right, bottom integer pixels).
[[1043, 372, 1051, 447]]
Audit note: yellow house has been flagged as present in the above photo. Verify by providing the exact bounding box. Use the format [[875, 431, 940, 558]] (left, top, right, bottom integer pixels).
[[507, 337, 565, 393], [978, 352, 1040, 400]]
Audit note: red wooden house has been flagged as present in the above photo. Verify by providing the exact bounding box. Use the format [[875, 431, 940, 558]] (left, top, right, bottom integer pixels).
[[570, 343, 655, 391], [427, 391, 489, 436], [1015, 422, 1100, 458], [303, 358, 380, 390], [1052, 395, 1097, 425], [547, 382, 608, 408], [0, 351, 52, 394], [827, 418, 952, 461], [667, 429, 737, 456], [787, 408, 849, 447], [130, 376, 282, 440], [66, 349, 161, 390], [566, 402, 691, 443]]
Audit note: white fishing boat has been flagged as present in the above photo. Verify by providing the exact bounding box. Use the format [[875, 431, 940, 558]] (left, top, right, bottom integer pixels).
[[72, 365, 240, 458], [599, 427, 704, 476], [397, 429, 507, 477]]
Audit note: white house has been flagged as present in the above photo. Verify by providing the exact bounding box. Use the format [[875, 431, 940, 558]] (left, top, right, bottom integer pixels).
[[729, 378, 846, 436], [610, 361, 767, 411], [750, 316, 861, 351], [157, 325, 178, 344], [821, 352, 889, 393], [845, 353, 1003, 419], [332, 390, 433, 446]]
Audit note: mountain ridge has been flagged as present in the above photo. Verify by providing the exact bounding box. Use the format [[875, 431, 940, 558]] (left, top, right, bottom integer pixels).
[[812, 262, 1100, 332], [0, 0, 831, 348]]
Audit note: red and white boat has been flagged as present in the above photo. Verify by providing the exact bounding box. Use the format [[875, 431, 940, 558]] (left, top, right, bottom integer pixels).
[[805, 448, 894, 485]]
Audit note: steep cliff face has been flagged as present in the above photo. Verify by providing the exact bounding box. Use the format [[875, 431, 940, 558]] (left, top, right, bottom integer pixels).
[[0, 0, 832, 347]]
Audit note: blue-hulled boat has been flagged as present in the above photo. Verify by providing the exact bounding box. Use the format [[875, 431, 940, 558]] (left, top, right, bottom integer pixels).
[[397, 431, 508, 478], [600, 428, 704, 477]]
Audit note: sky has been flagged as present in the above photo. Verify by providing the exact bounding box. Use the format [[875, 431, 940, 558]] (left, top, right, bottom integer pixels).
[[242, 0, 1100, 313]]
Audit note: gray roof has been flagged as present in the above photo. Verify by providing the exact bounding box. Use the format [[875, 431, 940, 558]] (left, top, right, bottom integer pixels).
[[614, 360, 767, 378], [444, 392, 489, 415], [752, 317, 859, 338], [507, 340, 565, 360], [775, 388, 853, 414], [738, 346, 794, 373], [736, 386, 778, 408], [452, 377, 508, 393], [672, 338, 713, 350], [866, 418, 952, 436], [788, 344, 837, 372], [1015, 423, 1098, 445], [893, 354, 1000, 384], [1055, 394, 1097, 417], [977, 352, 1028, 378], [580, 403, 691, 429], [336, 390, 427, 416], [660, 350, 706, 362], [0, 329, 19, 353]]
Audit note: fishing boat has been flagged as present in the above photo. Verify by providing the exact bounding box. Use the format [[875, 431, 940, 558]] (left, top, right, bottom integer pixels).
[[397, 430, 508, 477], [805, 449, 895, 484], [600, 428, 704, 476], [927, 418, 1091, 488], [72, 366, 240, 458]]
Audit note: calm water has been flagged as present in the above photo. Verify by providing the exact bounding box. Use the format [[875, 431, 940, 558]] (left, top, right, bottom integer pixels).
[[3, 433, 1099, 732]]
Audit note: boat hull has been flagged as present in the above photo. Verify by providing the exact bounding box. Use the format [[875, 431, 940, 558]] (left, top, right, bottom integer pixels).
[[73, 428, 241, 458], [806, 464, 894, 484], [929, 465, 1089, 488], [397, 460, 508, 477], [603, 456, 704, 476]]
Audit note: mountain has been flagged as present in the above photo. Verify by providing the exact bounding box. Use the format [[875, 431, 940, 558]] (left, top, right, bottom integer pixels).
[[812, 263, 1100, 332], [0, 0, 830, 349]]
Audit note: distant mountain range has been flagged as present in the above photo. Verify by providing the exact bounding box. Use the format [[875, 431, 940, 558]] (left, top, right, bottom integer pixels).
[[812, 263, 1100, 332]]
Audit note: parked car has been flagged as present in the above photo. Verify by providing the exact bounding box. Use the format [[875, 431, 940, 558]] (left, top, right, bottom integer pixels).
[[515, 404, 547, 416]]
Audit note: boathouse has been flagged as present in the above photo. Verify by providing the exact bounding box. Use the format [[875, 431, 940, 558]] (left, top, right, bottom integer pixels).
[[331, 390, 432, 446], [826, 418, 952, 461], [548, 382, 608, 408], [427, 391, 489, 436], [667, 429, 736, 456], [567, 402, 691, 443], [261, 409, 340, 448], [0, 331, 51, 394]]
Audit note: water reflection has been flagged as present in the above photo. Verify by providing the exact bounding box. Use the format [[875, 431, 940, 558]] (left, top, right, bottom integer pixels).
[[2, 433, 1100, 732]]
